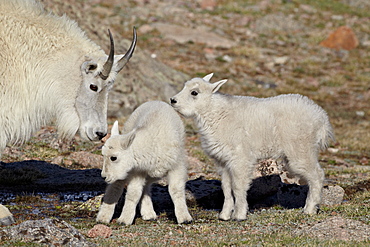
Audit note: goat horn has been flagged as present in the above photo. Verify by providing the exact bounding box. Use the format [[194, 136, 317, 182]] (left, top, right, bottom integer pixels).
[[117, 27, 137, 73], [99, 29, 115, 80]]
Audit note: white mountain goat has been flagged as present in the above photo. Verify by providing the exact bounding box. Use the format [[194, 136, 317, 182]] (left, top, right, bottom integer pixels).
[[0, 0, 136, 225], [0, 0, 137, 154], [170, 73, 335, 221], [97, 101, 193, 225]]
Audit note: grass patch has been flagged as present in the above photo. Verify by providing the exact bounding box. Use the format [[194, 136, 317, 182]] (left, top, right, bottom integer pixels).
[[296, 0, 370, 18]]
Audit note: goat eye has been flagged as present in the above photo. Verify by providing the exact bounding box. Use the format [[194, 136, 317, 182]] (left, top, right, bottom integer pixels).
[[110, 156, 117, 161], [88, 64, 97, 71], [191, 91, 198, 96], [90, 84, 98, 92]]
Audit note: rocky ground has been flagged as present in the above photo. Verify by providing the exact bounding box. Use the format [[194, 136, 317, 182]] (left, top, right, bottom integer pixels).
[[0, 0, 369, 246]]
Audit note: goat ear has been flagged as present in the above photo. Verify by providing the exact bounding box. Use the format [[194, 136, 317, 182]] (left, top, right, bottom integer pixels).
[[111, 121, 120, 136], [212, 79, 227, 93], [121, 130, 136, 149], [203, 73, 214, 82], [81, 61, 98, 74]]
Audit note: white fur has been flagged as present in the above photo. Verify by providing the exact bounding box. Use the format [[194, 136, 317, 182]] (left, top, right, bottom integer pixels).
[[170, 73, 335, 221], [96, 101, 192, 225], [0, 0, 134, 154]]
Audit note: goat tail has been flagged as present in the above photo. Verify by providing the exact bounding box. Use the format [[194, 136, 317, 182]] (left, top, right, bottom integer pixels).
[[318, 122, 336, 151]]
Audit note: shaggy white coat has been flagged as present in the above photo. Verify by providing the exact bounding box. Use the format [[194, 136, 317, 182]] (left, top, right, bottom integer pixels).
[[170, 73, 335, 221], [0, 0, 133, 155], [96, 101, 192, 225]]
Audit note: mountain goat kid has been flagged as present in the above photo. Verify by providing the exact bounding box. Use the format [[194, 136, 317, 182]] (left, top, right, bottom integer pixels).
[[97, 101, 193, 225], [170, 73, 335, 221], [0, 0, 137, 155]]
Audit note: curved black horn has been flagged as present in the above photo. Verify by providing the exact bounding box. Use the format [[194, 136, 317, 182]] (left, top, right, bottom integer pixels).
[[99, 29, 115, 80], [117, 27, 137, 72]]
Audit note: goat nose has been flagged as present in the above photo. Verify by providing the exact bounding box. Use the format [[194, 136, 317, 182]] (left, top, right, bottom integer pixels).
[[96, 131, 107, 140], [170, 98, 177, 104]]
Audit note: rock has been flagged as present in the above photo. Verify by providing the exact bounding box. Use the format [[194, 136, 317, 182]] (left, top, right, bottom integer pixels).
[[0, 218, 95, 246], [151, 23, 237, 48], [52, 152, 103, 169], [320, 26, 359, 50], [138, 24, 154, 34], [254, 13, 304, 34], [273, 56, 289, 65], [200, 0, 217, 10], [0, 205, 15, 226], [328, 147, 339, 153], [321, 185, 344, 206], [294, 216, 370, 241], [87, 224, 112, 238], [299, 4, 317, 13]]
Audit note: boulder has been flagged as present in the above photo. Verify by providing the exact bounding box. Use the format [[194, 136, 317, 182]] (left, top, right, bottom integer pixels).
[[0, 218, 95, 246], [320, 26, 359, 50]]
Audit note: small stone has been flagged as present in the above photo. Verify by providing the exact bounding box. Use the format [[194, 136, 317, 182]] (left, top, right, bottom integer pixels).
[[222, 55, 233, 63], [87, 224, 112, 238], [331, 15, 344, 20], [200, 0, 217, 10], [362, 40, 370, 46], [273, 56, 289, 65], [328, 148, 339, 153], [300, 4, 317, 13], [321, 185, 344, 206], [0, 205, 15, 226], [138, 24, 154, 34], [320, 26, 359, 50]]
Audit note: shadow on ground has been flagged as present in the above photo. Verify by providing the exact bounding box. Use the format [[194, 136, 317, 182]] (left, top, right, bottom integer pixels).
[[0, 160, 309, 216]]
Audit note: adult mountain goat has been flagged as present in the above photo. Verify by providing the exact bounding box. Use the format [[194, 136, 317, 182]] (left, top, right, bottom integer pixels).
[[0, 0, 137, 156], [170, 73, 335, 221], [97, 101, 192, 225]]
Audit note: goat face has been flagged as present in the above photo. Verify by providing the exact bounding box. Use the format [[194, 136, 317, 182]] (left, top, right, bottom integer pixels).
[[101, 121, 135, 183], [76, 29, 137, 141], [170, 73, 227, 118], [76, 60, 112, 141]]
